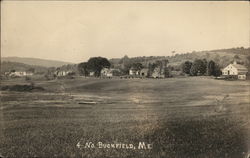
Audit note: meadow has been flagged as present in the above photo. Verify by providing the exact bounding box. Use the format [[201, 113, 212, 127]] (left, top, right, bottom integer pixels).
[[0, 77, 249, 158]]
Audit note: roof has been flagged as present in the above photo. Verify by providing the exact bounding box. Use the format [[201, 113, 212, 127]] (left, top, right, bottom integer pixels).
[[232, 64, 248, 71], [238, 72, 247, 75]]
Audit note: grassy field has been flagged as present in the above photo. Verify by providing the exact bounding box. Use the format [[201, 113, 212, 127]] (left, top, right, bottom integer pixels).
[[0, 77, 249, 158]]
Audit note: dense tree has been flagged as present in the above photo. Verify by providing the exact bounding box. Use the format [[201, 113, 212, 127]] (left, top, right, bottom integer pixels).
[[202, 59, 208, 75], [161, 59, 169, 67], [87, 57, 111, 76], [247, 55, 250, 70], [131, 63, 143, 70], [118, 55, 132, 74], [161, 60, 169, 77], [234, 55, 240, 59], [77, 62, 89, 76], [119, 55, 129, 65], [182, 61, 192, 74], [213, 64, 222, 77], [207, 60, 216, 76], [164, 67, 171, 77], [148, 63, 157, 76], [44, 67, 56, 80], [190, 59, 207, 76], [27, 68, 35, 73]]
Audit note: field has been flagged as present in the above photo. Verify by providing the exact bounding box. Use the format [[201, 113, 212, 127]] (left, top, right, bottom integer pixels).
[[0, 77, 249, 158]]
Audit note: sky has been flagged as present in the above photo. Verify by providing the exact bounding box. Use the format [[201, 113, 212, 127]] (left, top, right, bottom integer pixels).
[[1, 1, 249, 63]]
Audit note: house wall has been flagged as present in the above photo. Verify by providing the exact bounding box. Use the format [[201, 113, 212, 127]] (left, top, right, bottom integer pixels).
[[222, 64, 238, 75], [129, 70, 134, 75], [89, 72, 95, 76], [107, 73, 113, 77], [10, 71, 27, 77], [129, 69, 139, 75], [238, 75, 246, 80]]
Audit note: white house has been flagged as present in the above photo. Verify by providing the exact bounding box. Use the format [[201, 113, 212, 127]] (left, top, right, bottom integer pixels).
[[101, 68, 121, 77], [8, 71, 33, 77], [55, 70, 72, 77], [129, 68, 140, 76], [101, 68, 113, 77], [222, 61, 248, 80]]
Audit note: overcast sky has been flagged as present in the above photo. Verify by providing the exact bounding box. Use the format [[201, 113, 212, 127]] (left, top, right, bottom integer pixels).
[[1, 1, 249, 63]]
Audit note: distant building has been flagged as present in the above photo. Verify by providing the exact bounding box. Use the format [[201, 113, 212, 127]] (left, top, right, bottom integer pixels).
[[222, 61, 248, 80], [101, 68, 111, 77], [8, 71, 33, 77], [101, 68, 121, 77], [89, 71, 95, 77], [139, 68, 149, 77], [129, 68, 140, 76], [152, 67, 165, 78], [55, 70, 73, 77], [101, 68, 113, 77]]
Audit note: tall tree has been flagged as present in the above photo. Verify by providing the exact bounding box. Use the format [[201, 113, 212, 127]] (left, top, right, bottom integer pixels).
[[213, 64, 222, 77], [182, 61, 192, 74], [87, 57, 111, 76], [131, 62, 143, 71], [190, 59, 207, 76], [148, 63, 157, 77], [202, 59, 208, 75], [77, 62, 89, 76], [207, 60, 216, 76]]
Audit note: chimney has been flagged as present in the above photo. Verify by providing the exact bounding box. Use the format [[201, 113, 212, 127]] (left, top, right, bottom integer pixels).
[[233, 61, 237, 65]]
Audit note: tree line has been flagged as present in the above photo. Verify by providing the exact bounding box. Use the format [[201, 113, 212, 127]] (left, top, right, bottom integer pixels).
[[77, 57, 222, 78], [181, 59, 221, 76]]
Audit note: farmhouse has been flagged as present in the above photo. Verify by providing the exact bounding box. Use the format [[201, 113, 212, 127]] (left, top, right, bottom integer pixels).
[[129, 67, 140, 76], [55, 70, 72, 77], [222, 61, 248, 80], [101, 68, 121, 77], [8, 71, 33, 77]]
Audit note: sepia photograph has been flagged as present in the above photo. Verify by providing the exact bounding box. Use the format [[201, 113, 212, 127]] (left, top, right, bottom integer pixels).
[[0, 1, 249, 158]]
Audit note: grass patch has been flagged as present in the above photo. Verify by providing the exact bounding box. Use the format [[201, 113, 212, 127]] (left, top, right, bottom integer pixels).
[[0, 77, 249, 157], [1, 84, 45, 92]]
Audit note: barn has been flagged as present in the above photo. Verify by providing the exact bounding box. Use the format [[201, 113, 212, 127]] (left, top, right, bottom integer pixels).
[[222, 61, 248, 80]]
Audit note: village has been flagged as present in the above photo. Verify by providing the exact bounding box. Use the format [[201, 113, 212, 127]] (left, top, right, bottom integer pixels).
[[3, 57, 249, 81]]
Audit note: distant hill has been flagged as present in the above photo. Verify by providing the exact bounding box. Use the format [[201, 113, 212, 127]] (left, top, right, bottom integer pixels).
[[2, 57, 73, 68], [110, 47, 250, 70], [1, 61, 48, 74]]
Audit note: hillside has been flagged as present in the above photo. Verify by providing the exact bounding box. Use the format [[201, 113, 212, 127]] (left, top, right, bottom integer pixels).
[[1, 61, 48, 74], [110, 47, 250, 69], [2, 57, 73, 68]]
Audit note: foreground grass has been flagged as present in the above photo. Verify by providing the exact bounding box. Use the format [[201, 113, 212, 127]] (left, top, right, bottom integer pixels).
[[0, 112, 248, 158], [0, 77, 249, 158]]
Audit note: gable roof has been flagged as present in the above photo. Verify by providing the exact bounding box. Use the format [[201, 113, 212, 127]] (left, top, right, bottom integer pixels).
[[232, 64, 248, 71]]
